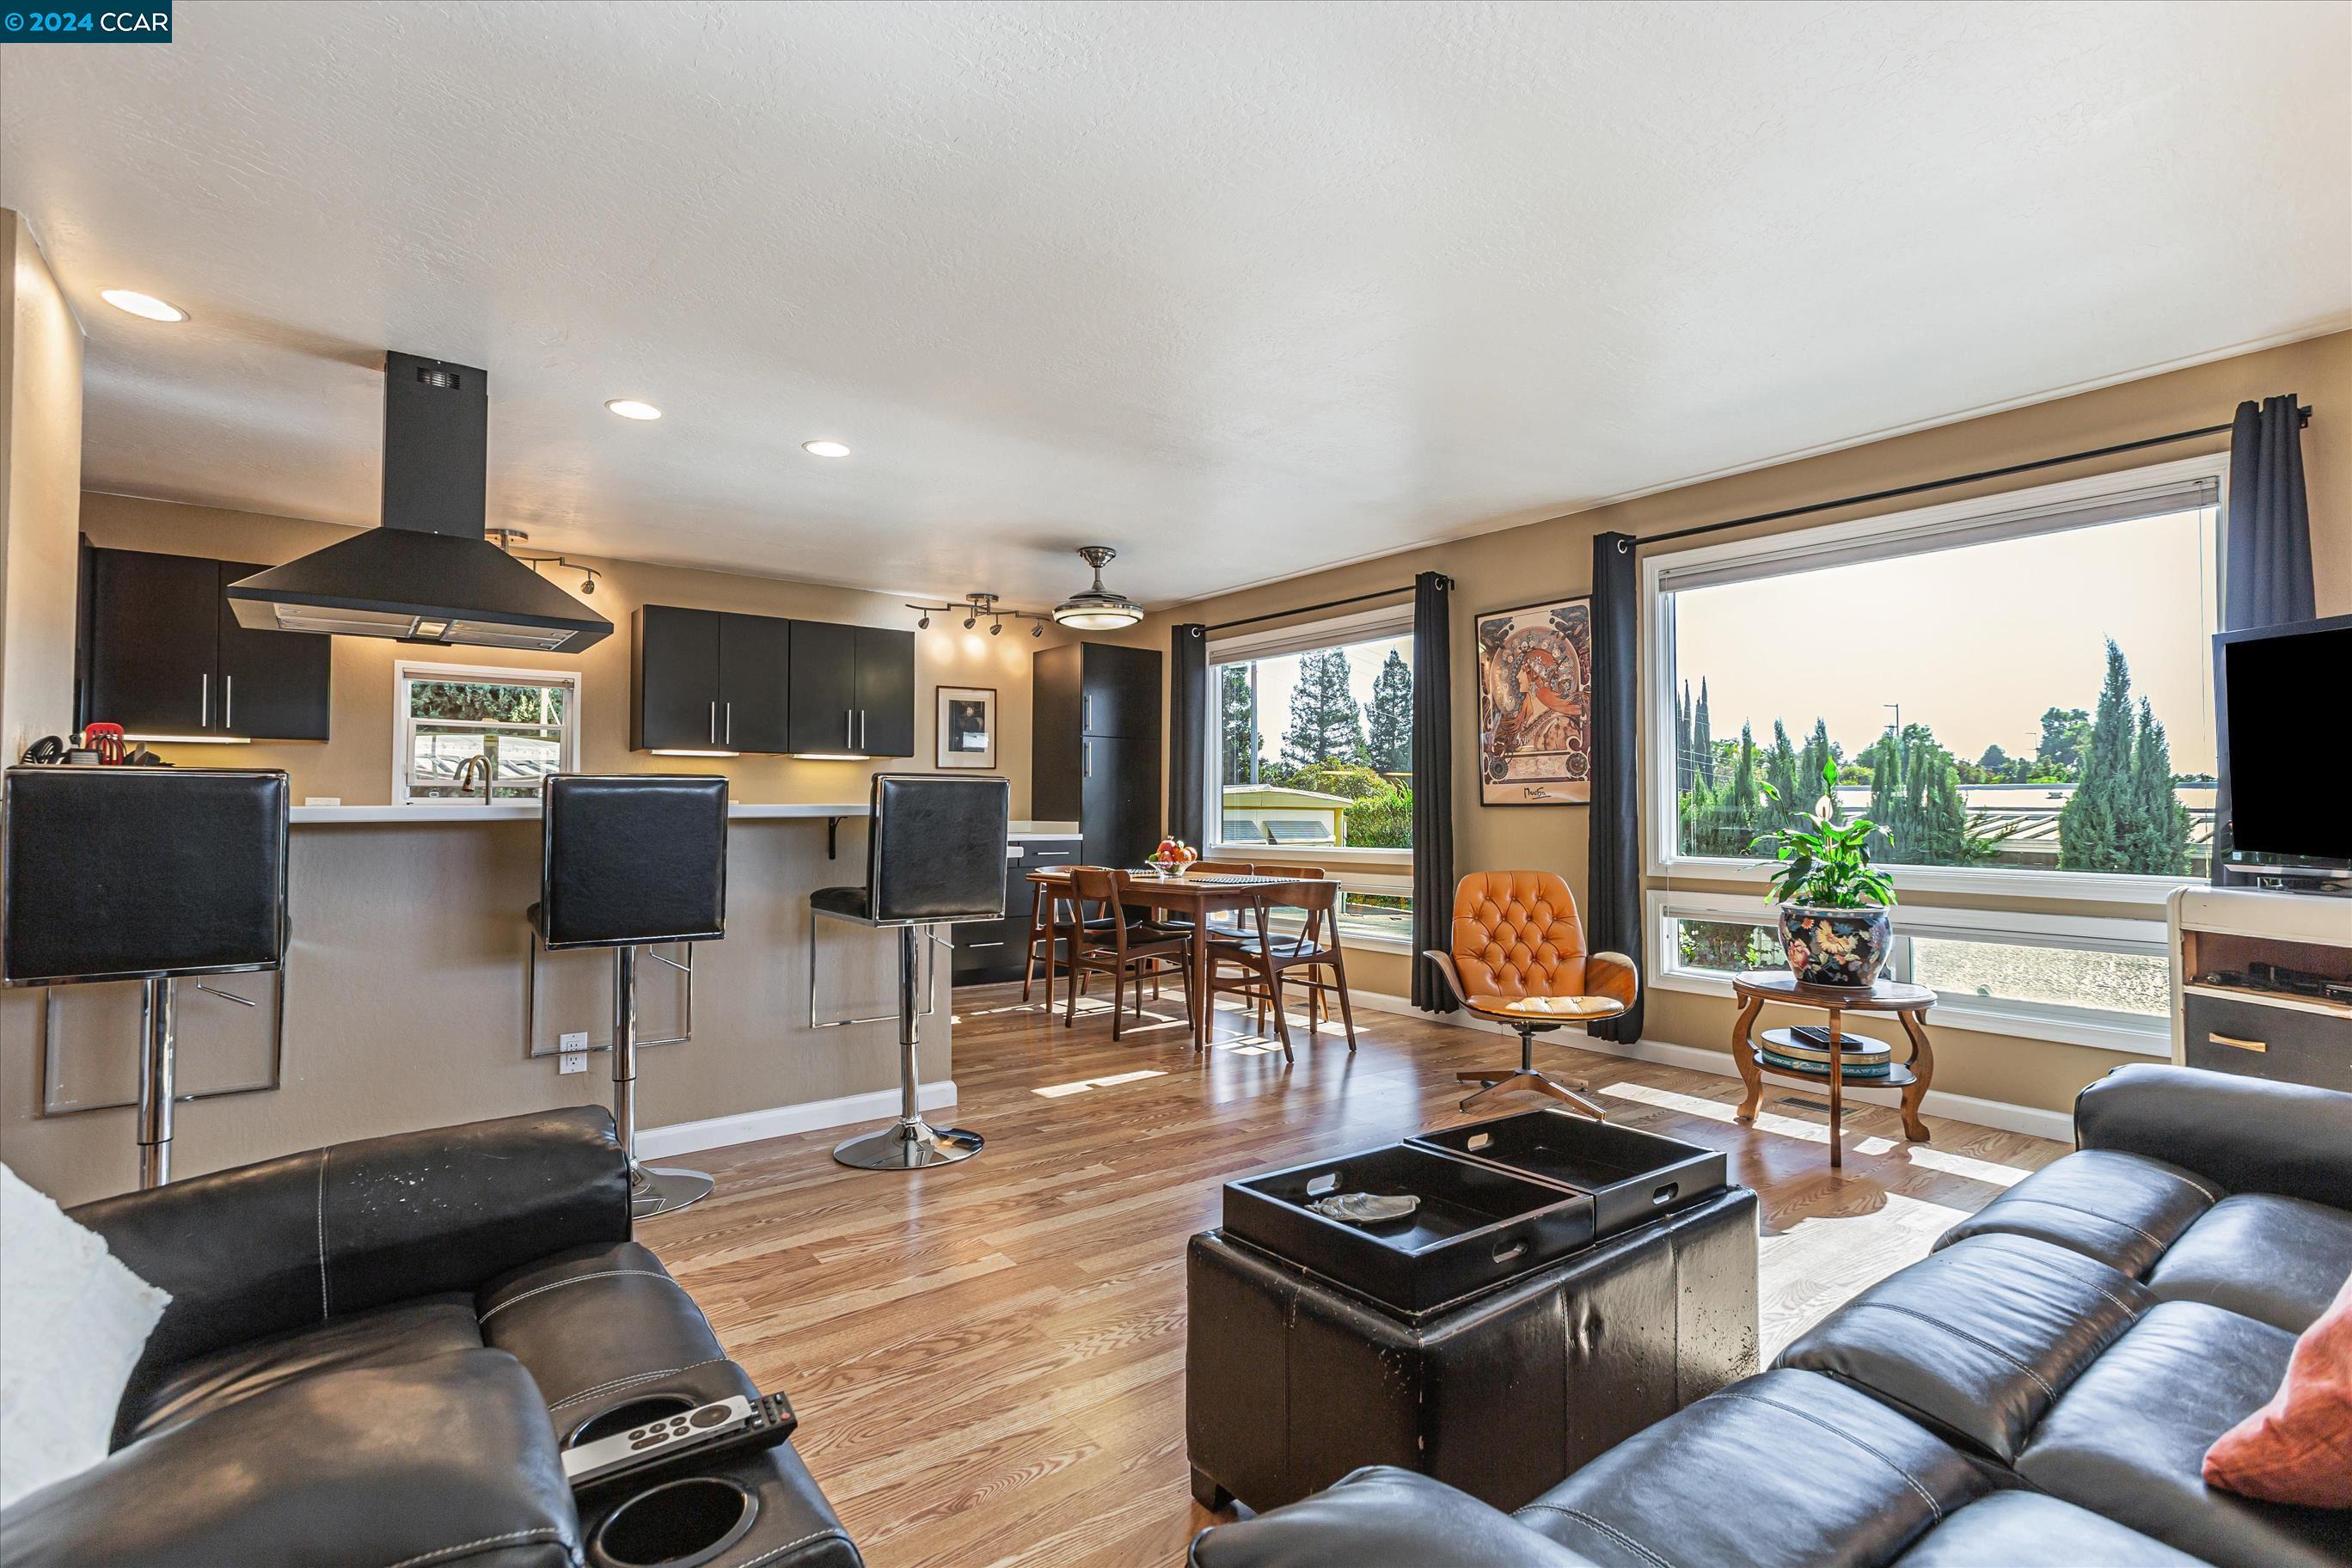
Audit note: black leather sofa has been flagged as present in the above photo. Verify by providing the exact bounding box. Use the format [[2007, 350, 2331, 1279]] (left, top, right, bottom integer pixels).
[[0, 1108, 862, 1568], [1191, 1065, 2352, 1568]]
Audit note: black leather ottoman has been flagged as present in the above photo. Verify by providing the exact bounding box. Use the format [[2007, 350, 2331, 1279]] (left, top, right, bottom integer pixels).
[[1185, 1183, 1759, 1515]]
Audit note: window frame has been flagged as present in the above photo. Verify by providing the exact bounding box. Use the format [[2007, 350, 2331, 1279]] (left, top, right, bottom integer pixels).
[[1204, 603, 1417, 867], [1640, 452, 2230, 907], [1645, 888, 2171, 1057], [392, 660, 583, 805]]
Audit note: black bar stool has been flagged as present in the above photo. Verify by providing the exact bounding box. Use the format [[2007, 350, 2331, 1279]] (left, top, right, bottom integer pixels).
[[812, 772, 1009, 1170], [528, 774, 728, 1218], [2, 766, 289, 1190]]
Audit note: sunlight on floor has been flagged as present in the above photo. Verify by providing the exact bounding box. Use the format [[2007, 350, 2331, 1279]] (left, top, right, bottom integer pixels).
[[1760, 1188, 1977, 1355], [1031, 1069, 1170, 1099], [1600, 1079, 1835, 1145]]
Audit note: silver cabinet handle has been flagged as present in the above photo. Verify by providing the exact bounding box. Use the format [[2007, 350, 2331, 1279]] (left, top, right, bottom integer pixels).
[[709, 700, 717, 744], [224, 676, 233, 731], [846, 707, 854, 746], [1084, 739, 1092, 779], [1084, 694, 1093, 730], [725, 702, 732, 744], [860, 708, 867, 749], [199, 672, 210, 727]]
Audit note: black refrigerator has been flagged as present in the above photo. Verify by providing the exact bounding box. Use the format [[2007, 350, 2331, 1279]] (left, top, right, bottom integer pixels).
[[1032, 640, 1163, 868]]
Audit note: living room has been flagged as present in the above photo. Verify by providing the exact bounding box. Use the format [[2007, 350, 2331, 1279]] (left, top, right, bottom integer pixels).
[[2, 6, 2348, 1567]]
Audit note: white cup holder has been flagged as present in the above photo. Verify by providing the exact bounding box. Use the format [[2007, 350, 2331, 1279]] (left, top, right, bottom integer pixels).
[[569, 1395, 698, 1449], [591, 1476, 758, 1568]]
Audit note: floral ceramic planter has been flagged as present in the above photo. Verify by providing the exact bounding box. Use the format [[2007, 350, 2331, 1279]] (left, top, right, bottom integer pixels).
[[1778, 903, 1892, 990]]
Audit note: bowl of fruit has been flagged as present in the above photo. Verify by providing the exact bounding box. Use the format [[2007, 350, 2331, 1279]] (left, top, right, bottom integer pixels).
[[1147, 836, 1198, 878]]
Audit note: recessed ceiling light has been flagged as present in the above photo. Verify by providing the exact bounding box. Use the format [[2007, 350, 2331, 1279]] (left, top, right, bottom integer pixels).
[[605, 399, 662, 420], [802, 440, 851, 458], [101, 289, 188, 322]]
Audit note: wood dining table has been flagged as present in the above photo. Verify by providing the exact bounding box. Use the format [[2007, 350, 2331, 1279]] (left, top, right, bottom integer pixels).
[[1024, 868, 1329, 1050]]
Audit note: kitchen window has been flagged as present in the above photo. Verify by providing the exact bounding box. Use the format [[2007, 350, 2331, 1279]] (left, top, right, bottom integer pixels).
[[395, 662, 579, 803], [1644, 454, 2226, 904], [1206, 605, 1416, 861]]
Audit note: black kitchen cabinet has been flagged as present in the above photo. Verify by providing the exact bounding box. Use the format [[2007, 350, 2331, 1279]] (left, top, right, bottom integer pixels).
[[78, 545, 330, 741], [854, 627, 916, 756], [631, 606, 794, 753], [1033, 641, 1162, 867], [786, 620, 915, 756], [718, 613, 793, 754]]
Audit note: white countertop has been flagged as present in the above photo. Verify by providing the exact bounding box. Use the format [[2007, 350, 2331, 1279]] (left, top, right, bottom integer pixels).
[[291, 801, 872, 824]]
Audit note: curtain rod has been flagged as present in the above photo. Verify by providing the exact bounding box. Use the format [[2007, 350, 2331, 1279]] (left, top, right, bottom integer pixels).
[[1196, 579, 1446, 635], [1629, 404, 2312, 552]]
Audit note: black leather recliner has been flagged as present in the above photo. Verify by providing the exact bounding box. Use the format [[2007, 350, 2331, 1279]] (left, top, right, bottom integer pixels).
[[1191, 1064, 2352, 1568], [0, 1108, 863, 1568]]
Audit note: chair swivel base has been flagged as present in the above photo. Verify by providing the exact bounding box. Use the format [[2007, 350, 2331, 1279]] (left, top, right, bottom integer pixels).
[[833, 1117, 984, 1170], [1456, 1069, 1608, 1120], [629, 1162, 714, 1219]]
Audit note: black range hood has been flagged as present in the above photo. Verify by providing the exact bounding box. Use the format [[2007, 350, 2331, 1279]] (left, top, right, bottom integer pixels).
[[225, 352, 613, 652]]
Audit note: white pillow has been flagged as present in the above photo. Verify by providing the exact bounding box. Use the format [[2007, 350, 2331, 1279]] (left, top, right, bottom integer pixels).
[[0, 1163, 170, 1510]]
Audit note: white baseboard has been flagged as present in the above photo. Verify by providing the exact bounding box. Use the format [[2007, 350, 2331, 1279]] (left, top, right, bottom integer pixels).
[[1344, 988, 2074, 1144], [636, 1081, 958, 1160]]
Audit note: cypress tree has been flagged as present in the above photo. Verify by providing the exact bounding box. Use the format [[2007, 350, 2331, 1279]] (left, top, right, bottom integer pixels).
[[1763, 720, 1801, 834], [1865, 732, 1904, 860], [2123, 699, 2191, 875], [1692, 679, 1714, 789], [1676, 682, 1694, 796], [1365, 649, 1413, 775], [1800, 720, 1840, 819], [2059, 641, 2135, 872]]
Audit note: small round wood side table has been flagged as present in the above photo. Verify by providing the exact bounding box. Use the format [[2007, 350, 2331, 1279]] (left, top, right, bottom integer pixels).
[[1730, 973, 1937, 1169]]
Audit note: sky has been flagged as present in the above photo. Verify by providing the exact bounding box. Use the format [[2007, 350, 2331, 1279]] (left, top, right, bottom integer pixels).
[[1217, 632, 1412, 765], [1674, 507, 2220, 770]]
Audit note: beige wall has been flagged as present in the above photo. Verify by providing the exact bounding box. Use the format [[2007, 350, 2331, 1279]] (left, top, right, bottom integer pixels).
[[1136, 331, 2352, 1115], [0, 210, 84, 763], [77, 492, 1042, 813]]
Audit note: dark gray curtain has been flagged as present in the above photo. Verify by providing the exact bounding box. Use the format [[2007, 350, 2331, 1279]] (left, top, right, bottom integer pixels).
[[1585, 531, 1645, 1042], [2213, 396, 2315, 879], [2224, 395, 2315, 629], [1167, 624, 1210, 848], [1411, 573, 1457, 1012]]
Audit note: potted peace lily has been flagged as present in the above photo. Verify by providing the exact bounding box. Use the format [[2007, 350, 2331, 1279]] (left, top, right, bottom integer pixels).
[[1752, 759, 1896, 991]]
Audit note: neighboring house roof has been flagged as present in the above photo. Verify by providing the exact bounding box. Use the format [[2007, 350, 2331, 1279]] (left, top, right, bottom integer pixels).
[[1220, 786, 1353, 806]]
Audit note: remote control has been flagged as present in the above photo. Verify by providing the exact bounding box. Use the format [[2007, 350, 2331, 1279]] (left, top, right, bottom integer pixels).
[[561, 1393, 798, 1494]]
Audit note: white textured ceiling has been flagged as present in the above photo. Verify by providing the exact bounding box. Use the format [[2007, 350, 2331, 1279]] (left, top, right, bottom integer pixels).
[[4, 2, 2348, 609]]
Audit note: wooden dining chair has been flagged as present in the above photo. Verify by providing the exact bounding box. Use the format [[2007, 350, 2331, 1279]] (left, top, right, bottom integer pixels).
[[1063, 867, 1197, 1040], [1207, 879, 1356, 1062]]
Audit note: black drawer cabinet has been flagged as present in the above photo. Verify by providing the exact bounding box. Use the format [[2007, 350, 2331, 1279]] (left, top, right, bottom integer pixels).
[[633, 609, 909, 756], [953, 836, 1080, 985], [77, 544, 331, 741], [2183, 991, 2352, 1091]]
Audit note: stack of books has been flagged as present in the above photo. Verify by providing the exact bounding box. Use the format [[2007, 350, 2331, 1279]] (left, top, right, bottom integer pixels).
[[1761, 1026, 1893, 1080]]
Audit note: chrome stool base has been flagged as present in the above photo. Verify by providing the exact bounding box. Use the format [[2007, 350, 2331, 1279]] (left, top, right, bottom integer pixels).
[[833, 1117, 983, 1170], [629, 1163, 714, 1219]]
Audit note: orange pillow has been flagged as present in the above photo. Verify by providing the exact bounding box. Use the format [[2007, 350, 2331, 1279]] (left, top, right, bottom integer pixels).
[[2203, 1269, 2352, 1508]]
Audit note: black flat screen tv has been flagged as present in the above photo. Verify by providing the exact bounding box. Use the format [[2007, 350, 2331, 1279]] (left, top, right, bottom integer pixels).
[[2214, 613, 2352, 863]]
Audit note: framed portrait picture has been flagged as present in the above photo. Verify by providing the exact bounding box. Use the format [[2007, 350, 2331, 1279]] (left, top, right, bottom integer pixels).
[[936, 685, 997, 769], [1475, 595, 1593, 805]]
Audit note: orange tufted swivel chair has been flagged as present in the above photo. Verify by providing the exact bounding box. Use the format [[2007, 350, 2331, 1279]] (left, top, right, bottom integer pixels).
[[1424, 871, 1639, 1118]]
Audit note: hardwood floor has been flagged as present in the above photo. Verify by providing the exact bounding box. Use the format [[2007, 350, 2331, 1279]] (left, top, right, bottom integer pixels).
[[643, 983, 2067, 1568]]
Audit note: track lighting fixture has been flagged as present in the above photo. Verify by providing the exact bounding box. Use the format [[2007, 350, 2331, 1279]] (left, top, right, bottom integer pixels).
[[485, 530, 601, 599], [906, 591, 1051, 637]]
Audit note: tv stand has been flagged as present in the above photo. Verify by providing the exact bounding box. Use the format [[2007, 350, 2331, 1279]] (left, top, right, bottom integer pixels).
[[2168, 887, 2352, 1092]]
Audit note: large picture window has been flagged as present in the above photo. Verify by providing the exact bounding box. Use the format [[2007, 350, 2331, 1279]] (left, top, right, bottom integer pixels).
[[395, 663, 579, 803], [1645, 456, 2225, 899], [1210, 613, 1415, 854]]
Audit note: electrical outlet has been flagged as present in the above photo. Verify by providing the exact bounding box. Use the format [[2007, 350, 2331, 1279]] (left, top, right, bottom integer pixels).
[[559, 1032, 589, 1075]]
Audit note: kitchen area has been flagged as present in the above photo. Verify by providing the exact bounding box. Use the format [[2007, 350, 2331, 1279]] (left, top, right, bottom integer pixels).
[[0, 349, 1151, 1204]]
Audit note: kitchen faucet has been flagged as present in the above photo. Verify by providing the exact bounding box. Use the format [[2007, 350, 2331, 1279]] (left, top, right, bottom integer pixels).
[[455, 754, 493, 803]]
